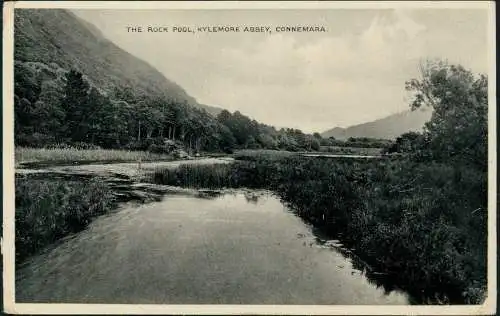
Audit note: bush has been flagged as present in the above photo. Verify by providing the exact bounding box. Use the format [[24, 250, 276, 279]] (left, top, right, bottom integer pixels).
[[148, 143, 171, 154], [15, 175, 116, 263], [15, 133, 57, 148]]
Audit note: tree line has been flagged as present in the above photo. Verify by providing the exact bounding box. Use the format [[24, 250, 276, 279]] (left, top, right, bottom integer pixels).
[[14, 61, 332, 154]]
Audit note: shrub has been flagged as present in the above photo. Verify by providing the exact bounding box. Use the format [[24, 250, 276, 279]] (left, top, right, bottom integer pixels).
[[15, 175, 116, 263]]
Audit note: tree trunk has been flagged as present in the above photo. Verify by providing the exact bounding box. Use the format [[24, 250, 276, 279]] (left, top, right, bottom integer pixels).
[[138, 120, 141, 141], [180, 126, 186, 141]]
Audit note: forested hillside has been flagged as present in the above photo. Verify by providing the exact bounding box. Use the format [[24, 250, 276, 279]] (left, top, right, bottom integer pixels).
[[14, 9, 325, 154], [15, 9, 197, 105]]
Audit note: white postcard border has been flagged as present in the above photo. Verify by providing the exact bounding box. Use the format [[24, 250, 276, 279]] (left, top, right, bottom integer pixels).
[[2, 1, 496, 315]]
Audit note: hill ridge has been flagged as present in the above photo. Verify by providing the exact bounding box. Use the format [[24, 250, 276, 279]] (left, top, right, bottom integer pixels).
[[321, 108, 432, 140]]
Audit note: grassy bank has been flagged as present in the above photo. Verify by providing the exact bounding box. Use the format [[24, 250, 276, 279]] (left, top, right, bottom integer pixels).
[[15, 175, 117, 263], [16, 147, 173, 165], [151, 156, 487, 304]]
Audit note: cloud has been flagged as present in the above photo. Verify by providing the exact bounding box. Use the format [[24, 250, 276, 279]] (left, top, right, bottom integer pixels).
[[74, 9, 489, 133], [194, 10, 429, 132]]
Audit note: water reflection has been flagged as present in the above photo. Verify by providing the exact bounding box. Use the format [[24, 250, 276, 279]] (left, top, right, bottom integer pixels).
[[16, 189, 410, 305], [298, 219, 410, 301], [244, 191, 261, 204], [196, 190, 223, 199]]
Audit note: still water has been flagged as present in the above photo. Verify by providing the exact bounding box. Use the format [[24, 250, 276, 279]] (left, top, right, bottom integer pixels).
[[16, 190, 409, 304]]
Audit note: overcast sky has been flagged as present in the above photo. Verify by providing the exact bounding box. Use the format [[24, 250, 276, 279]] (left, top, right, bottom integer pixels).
[[73, 8, 489, 132]]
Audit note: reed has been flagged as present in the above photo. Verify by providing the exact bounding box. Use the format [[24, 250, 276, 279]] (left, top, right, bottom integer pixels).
[[15, 146, 172, 164]]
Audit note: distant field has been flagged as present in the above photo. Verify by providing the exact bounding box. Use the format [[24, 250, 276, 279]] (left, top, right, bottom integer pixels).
[[15, 147, 173, 165], [319, 146, 383, 156], [233, 149, 296, 161], [233, 148, 382, 160]]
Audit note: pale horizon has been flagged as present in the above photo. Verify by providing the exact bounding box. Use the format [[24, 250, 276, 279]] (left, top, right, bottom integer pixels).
[[73, 8, 489, 133]]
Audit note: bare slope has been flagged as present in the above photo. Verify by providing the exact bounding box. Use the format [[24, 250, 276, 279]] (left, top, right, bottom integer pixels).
[[321, 108, 432, 140]]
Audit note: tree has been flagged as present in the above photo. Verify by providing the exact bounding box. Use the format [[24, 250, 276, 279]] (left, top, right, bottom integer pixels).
[[14, 62, 43, 140], [310, 138, 321, 151], [257, 133, 278, 149], [384, 131, 429, 156], [62, 69, 91, 141], [36, 80, 66, 137], [405, 60, 487, 170]]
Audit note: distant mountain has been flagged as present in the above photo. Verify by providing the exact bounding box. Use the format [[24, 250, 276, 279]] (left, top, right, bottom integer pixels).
[[321, 108, 433, 140], [14, 9, 222, 115]]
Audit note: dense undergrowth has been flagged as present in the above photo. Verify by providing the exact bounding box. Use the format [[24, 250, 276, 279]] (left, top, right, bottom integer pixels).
[[15, 176, 117, 263], [151, 155, 487, 304]]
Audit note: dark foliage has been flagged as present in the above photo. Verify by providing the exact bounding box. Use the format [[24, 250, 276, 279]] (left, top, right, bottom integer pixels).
[[15, 176, 116, 263]]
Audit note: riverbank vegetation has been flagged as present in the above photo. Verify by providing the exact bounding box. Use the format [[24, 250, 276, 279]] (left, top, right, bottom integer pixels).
[[153, 156, 486, 304], [151, 61, 488, 304], [15, 176, 117, 264], [15, 146, 173, 165]]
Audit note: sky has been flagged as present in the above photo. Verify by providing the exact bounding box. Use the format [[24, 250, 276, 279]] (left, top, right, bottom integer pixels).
[[73, 8, 490, 133]]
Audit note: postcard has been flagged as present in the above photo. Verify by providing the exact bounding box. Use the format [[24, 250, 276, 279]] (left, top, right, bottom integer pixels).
[[2, 1, 496, 314]]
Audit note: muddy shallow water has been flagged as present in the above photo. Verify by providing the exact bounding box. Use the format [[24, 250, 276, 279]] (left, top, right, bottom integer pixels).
[[16, 190, 409, 305], [16, 157, 234, 178]]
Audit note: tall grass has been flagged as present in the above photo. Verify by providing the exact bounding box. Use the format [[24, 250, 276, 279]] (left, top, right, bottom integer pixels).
[[151, 155, 487, 304], [152, 161, 276, 189], [15, 175, 117, 263], [15, 147, 173, 164]]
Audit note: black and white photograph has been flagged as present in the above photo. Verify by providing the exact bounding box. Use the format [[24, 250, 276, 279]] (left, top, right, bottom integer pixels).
[[2, 1, 496, 314]]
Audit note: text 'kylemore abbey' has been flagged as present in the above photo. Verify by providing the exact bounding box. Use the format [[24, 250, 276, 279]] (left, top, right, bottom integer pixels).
[[127, 25, 328, 33]]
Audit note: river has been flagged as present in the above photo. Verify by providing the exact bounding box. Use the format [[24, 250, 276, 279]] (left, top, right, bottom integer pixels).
[[16, 186, 409, 304]]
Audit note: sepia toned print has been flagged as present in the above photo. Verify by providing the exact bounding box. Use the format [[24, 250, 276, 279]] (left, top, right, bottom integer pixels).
[[3, 1, 496, 315]]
